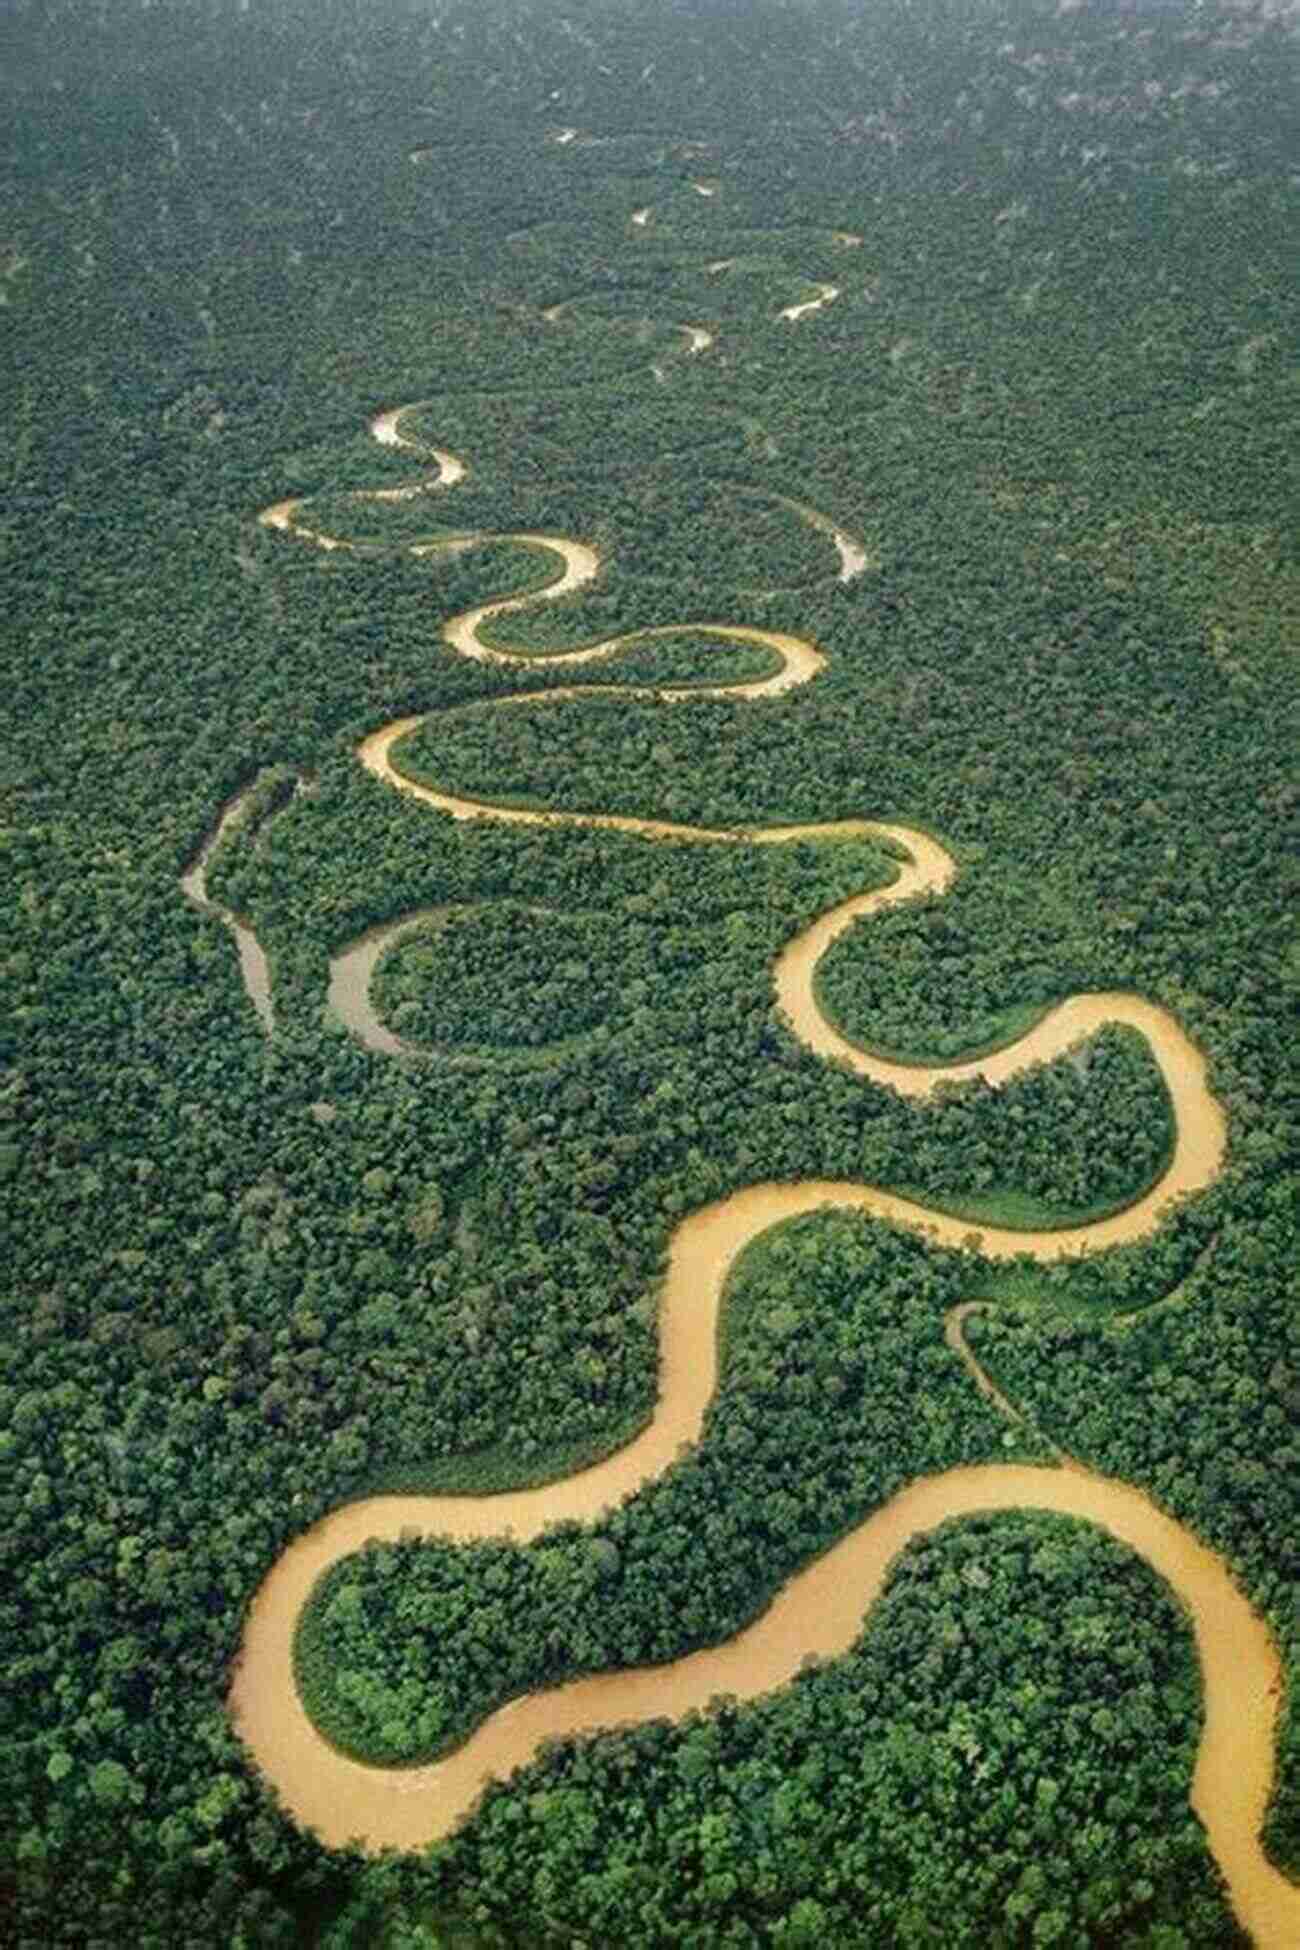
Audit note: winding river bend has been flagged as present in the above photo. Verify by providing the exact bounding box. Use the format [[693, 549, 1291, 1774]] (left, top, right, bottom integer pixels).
[[179, 787, 276, 1032], [218, 408, 1298, 1945]]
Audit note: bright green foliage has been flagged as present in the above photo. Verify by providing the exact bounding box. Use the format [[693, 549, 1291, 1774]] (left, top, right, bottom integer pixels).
[[433, 1507, 1238, 1948]]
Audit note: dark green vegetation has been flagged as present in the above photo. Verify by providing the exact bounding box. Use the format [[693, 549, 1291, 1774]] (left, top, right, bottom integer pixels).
[[372, 905, 631, 1051], [295, 1219, 1033, 1771], [2, 0, 1296, 1945], [440, 1511, 1236, 1949]]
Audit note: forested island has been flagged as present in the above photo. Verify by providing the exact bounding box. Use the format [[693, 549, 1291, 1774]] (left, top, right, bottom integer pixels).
[[2, 1, 1297, 1946]]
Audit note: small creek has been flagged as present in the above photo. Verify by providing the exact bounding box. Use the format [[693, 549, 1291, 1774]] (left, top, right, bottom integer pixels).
[[179, 788, 275, 1033]]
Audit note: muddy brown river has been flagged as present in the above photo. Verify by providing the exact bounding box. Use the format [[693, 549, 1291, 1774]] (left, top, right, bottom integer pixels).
[[220, 410, 1296, 1944], [179, 786, 276, 1032], [781, 281, 839, 321]]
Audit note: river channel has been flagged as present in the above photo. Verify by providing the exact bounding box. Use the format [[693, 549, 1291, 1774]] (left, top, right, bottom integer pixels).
[[213, 407, 1294, 1945]]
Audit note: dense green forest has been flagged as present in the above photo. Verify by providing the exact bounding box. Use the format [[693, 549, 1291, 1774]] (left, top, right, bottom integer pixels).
[[2, 0, 1297, 1945]]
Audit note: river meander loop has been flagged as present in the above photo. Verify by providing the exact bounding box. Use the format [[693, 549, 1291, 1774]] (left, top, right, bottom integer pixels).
[[219, 407, 1298, 1947]]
